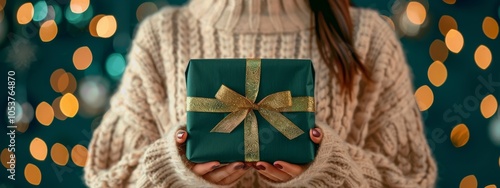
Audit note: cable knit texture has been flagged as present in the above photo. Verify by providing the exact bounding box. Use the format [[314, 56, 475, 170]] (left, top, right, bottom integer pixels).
[[84, 0, 437, 187]]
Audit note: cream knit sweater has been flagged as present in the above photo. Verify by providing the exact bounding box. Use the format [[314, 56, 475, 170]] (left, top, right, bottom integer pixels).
[[84, 0, 437, 187]]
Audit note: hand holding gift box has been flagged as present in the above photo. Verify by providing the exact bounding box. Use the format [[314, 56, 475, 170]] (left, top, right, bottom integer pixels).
[[185, 59, 317, 164]]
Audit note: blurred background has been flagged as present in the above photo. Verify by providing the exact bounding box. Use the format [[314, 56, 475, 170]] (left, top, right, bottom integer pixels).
[[0, 0, 499, 187]]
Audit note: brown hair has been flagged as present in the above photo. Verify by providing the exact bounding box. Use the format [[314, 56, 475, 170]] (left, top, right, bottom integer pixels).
[[309, 0, 369, 96]]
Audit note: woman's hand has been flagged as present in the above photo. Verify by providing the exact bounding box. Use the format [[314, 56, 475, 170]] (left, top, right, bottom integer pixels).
[[254, 128, 323, 183], [175, 130, 250, 185]]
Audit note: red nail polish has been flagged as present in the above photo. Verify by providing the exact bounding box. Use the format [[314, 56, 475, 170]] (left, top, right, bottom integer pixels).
[[234, 164, 244, 170], [312, 129, 320, 137], [274, 163, 283, 169], [257, 165, 266, 170], [177, 131, 185, 139]]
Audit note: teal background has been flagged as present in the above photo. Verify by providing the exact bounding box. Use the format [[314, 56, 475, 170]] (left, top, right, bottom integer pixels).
[[0, 0, 499, 187], [185, 59, 316, 164]]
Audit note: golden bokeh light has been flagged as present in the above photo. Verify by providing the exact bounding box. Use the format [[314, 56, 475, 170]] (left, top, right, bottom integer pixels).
[[0, 0, 6, 11], [17, 3, 34, 24], [73, 46, 93, 70], [71, 144, 88, 167], [136, 2, 158, 22], [445, 29, 464, 53], [35, 102, 54, 126], [483, 16, 499, 39], [428, 61, 447, 87], [89, 14, 105, 37], [52, 97, 67, 121], [57, 72, 69, 92], [438, 15, 457, 36], [414, 85, 434, 111], [39, 20, 58, 42], [1, 148, 14, 169], [450, 124, 470, 148], [62, 73, 77, 94], [30, 137, 48, 161], [96, 15, 117, 38], [51, 143, 69, 166], [60, 93, 79, 117], [50, 69, 66, 92], [25, 163, 42, 186], [443, 0, 456, 4], [429, 39, 448, 62], [481, 94, 498, 119], [406, 1, 426, 25], [460, 175, 477, 188], [474, 45, 492, 70], [70, 0, 90, 14], [485, 185, 497, 188]]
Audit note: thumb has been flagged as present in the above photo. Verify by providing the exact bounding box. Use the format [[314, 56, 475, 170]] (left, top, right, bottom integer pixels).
[[309, 128, 323, 144]]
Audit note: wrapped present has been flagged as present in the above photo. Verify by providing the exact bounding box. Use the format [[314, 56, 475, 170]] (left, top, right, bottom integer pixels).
[[185, 59, 316, 164]]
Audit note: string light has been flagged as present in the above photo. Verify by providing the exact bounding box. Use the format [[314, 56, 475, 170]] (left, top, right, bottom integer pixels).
[[70, 0, 90, 14], [482, 16, 499, 39], [445, 29, 464, 53], [39, 20, 58, 42], [29, 137, 47, 161], [71, 145, 88, 167], [33, 1, 48, 22], [474, 45, 492, 70], [429, 39, 448, 62], [438, 15, 457, 36], [428, 61, 447, 87], [459, 175, 477, 188], [406, 1, 426, 25], [17, 3, 34, 25], [35, 102, 54, 126], [73, 46, 93, 70], [51, 143, 69, 166], [96, 15, 117, 38], [481, 95, 498, 119], [60, 93, 79, 118]]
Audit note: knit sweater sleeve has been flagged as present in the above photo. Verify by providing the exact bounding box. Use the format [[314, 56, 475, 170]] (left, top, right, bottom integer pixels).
[[84, 13, 217, 187], [259, 13, 437, 188]]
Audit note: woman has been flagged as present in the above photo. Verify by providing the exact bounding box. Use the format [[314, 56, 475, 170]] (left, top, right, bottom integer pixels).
[[84, 0, 437, 187]]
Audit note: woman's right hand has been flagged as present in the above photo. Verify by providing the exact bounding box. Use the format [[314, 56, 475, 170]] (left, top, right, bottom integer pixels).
[[175, 129, 250, 185]]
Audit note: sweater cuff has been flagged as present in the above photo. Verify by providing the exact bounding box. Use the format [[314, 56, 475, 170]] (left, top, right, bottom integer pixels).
[[140, 125, 241, 187], [258, 122, 358, 187]]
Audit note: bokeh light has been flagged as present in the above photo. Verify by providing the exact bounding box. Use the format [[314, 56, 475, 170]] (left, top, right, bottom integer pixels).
[[450, 124, 470, 148], [70, 0, 90, 14], [485, 185, 497, 188], [50, 69, 66, 92], [62, 72, 77, 94], [17, 3, 34, 25], [25, 163, 42, 186], [51, 143, 69, 166], [13, 102, 23, 123], [71, 144, 88, 167], [137, 2, 158, 22], [65, 4, 93, 28], [33, 1, 48, 22], [443, 0, 456, 5], [0, 0, 5, 11], [89, 14, 105, 37], [57, 72, 69, 92], [39, 20, 58, 42], [17, 103, 34, 133], [30, 137, 47, 161], [481, 94, 498, 119], [414, 85, 434, 111], [459, 175, 477, 188], [113, 32, 132, 53], [482, 16, 499, 39], [60, 93, 79, 117], [474, 45, 492, 70], [46, 4, 63, 24], [79, 77, 109, 110], [406, 1, 426, 25], [73, 46, 93, 70], [445, 29, 464, 53], [428, 61, 447, 87], [380, 15, 395, 31], [96, 15, 117, 38], [106, 53, 126, 79], [438, 15, 457, 36], [35, 102, 54, 126], [429, 39, 448, 62], [52, 97, 67, 121], [1, 148, 14, 169]]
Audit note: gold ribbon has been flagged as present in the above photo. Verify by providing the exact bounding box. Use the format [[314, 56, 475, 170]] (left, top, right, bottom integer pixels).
[[187, 59, 315, 161]]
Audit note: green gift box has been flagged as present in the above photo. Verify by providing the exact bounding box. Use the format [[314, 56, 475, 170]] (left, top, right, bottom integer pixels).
[[185, 59, 316, 164]]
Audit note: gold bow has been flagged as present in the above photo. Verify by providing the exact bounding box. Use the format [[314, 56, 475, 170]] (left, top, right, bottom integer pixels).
[[186, 59, 315, 161]]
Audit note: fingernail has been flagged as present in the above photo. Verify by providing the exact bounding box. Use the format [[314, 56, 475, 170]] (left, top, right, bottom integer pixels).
[[234, 164, 244, 170], [274, 163, 283, 169], [177, 131, 185, 139], [243, 164, 251, 170], [312, 128, 321, 137], [211, 165, 220, 169], [257, 165, 266, 170]]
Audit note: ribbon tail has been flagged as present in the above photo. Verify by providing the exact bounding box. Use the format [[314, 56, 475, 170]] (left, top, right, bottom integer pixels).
[[244, 110, 260, 162], [210, 109, 248, 133], [259, 108, 305, 140]]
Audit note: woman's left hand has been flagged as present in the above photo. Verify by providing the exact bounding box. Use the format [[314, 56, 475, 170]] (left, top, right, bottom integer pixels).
[[254, 128, 323, 182]]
